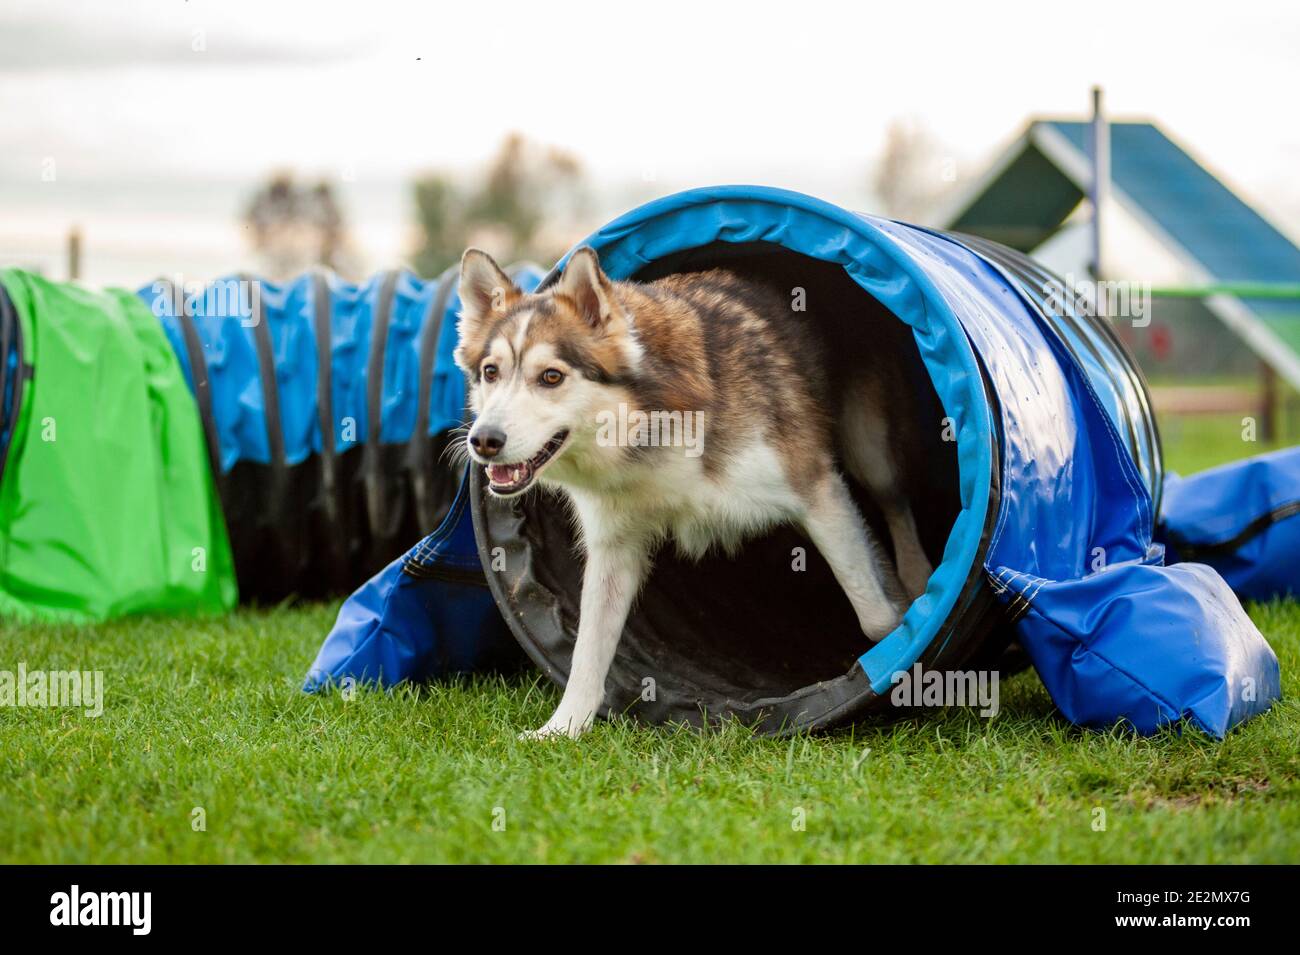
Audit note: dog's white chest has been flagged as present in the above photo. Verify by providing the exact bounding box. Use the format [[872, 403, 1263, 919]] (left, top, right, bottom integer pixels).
[[661, 440, 802, 557], [562, 437, 803, 559]]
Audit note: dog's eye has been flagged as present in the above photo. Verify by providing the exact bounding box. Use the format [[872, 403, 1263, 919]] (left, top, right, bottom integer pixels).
[[482, 363, 499, 383], [539, 368, 565, 388]]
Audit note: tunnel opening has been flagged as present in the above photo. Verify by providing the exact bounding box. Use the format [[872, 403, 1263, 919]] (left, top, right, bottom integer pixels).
[[475, 238, 976, 729]]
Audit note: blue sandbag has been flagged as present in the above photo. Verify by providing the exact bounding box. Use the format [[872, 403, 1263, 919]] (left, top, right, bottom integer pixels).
[[1001, 560, 1281, 736], [1159, 447, 1300, 602]]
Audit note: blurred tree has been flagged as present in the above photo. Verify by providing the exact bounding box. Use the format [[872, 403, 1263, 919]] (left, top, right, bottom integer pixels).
[[411, 175, 461, 276], [244, 173, 355, 279], [410, 133, 588, 277], [873, 118, 955, 222]]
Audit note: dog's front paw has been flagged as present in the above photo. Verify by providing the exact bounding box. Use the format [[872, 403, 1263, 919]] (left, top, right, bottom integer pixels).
[[518, 715, 591, 741], [517, 724, 568, 741], [860, 605, 905, 643]]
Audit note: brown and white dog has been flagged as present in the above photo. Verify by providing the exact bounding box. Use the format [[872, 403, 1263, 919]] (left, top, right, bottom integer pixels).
[[455, 247, 932, 739]]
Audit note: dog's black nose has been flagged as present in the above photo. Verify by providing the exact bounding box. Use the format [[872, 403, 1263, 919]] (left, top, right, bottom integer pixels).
[[470, 426, 506, 459]]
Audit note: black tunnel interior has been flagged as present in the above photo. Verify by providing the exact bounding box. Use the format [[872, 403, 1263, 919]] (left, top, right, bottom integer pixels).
[[475, 242, 975, 730]]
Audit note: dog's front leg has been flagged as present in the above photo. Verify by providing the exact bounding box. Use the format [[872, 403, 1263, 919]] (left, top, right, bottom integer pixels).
[[522, 541, 649, 740]]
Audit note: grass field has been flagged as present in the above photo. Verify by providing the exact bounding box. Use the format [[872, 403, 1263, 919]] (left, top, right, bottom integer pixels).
[[1, 416, 1297, 863]]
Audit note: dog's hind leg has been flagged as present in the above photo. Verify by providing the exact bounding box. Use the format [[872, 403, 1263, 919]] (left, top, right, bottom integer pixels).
[[801, 475, 906, 642], [521, 538, 650, 740], [882, 503, 931, 599], [838, 381, 933, 599]]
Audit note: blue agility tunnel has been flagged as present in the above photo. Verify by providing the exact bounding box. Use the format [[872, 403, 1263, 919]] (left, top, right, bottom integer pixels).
[[138, 186, 1287, 738], [142, 263, 545, 603]]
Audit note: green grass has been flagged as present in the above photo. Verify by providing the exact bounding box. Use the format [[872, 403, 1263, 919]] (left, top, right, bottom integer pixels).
[[1158, 411, 1293, 474], [1, 603, 1297, 863], [0, 417, 1296, 864]]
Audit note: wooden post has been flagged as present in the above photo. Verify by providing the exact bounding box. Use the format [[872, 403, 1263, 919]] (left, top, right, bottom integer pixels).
[[1261, 360, 1277, 444], [67, 227, 82, 281]]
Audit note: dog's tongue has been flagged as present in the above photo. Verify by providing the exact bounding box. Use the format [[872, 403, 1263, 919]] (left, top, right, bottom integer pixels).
[[487, 462, 530, 486]]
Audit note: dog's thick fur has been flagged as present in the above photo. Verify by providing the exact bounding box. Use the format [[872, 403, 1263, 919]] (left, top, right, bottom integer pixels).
[[455, 247, 932, 739]]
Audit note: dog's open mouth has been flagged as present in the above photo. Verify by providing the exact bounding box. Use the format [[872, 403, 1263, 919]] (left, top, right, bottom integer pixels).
[[485, 430, 569, 495]]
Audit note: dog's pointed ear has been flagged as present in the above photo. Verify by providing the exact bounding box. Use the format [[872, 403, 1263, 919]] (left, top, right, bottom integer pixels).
[[458, 248, 518, 328], [556, 247, 621, 329], [455, 249, 518, 372]]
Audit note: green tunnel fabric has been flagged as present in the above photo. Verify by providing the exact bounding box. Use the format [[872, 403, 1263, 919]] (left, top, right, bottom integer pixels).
[[0, 269, 236, 621]]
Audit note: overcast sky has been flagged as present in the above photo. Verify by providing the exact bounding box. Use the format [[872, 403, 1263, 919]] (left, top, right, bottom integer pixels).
[[2, 0, 1298, 283]]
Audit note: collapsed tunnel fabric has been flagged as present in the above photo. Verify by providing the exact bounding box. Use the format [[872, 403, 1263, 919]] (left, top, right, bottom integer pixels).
[[302, 467, 521, 692], [140, 263, 545, 603]]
